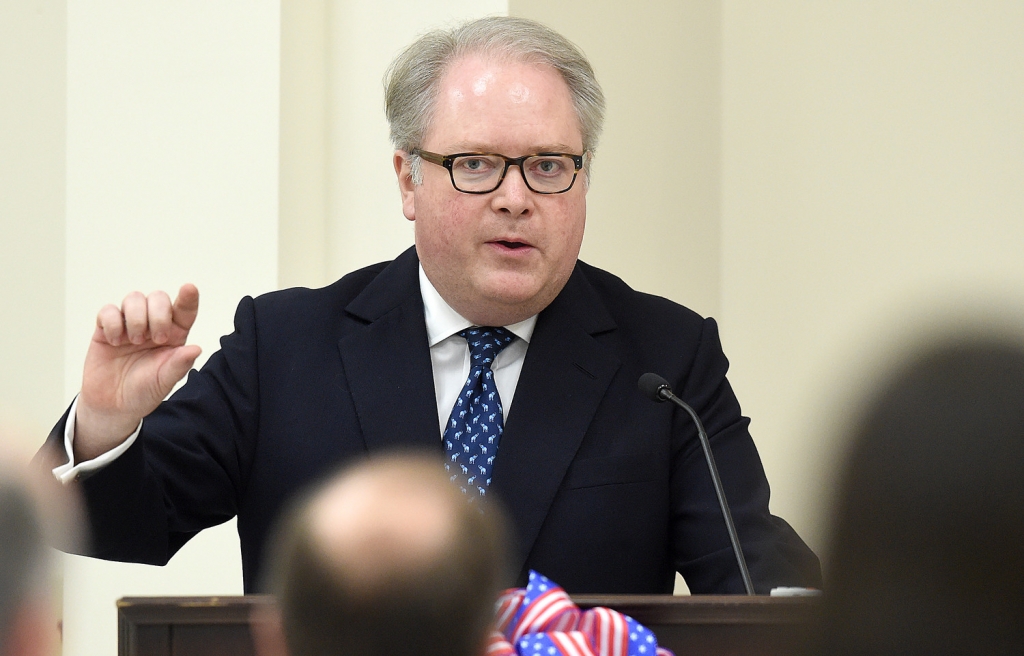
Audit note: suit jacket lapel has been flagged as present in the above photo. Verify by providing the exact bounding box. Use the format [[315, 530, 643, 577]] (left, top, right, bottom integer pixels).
[[337, 248, 442, 453], [490, 264, 621, 576]]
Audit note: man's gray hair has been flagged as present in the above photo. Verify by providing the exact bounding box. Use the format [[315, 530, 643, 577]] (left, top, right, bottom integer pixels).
[[384, 16, 605, 181]]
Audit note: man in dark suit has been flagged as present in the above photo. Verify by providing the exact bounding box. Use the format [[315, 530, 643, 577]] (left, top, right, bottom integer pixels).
[[43, 16, 821, 594]]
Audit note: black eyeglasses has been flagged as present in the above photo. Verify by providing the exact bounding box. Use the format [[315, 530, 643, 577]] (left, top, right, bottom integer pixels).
[[413, 150, 584, 194]]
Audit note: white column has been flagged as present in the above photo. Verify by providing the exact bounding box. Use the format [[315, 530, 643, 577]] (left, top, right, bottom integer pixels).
[[0, 0, 68, 642], [0, 0, 66, 452], [63, 2, 280, 655]]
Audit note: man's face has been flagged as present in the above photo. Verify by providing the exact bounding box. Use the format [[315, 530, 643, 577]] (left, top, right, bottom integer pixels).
[[395, 54, 587, 327]]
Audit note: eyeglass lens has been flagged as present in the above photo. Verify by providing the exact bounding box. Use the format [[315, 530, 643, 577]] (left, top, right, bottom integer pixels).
[[451, 155, 577, 193]]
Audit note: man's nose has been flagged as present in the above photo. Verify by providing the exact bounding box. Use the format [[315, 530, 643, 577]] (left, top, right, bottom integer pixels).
[[491, 164, 532, 216]]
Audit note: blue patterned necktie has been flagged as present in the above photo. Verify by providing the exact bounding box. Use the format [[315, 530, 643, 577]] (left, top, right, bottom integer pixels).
[[444, 326, 515, 498]]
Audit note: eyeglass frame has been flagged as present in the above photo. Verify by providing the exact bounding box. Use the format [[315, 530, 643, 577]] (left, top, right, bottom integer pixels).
[[412, 149, 585, 195]]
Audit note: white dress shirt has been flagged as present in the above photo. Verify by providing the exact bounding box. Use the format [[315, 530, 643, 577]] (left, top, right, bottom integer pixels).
[[54, 264, 536, 483], [419, 264, 536, 436]]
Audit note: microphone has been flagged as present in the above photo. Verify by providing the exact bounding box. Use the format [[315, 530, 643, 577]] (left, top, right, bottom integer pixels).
[[638, 373, 755, 595]]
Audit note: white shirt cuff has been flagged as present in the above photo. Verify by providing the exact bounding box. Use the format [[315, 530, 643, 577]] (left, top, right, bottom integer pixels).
[[51, 395, 143, 484]]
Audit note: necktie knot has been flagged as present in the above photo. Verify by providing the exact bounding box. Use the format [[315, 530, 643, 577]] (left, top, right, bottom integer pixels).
[[459, 326, 515, 368]]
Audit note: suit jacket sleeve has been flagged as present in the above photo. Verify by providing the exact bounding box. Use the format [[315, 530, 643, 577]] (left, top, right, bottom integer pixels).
[[669, 317, 822, 593], [40, 294, 262, 566]]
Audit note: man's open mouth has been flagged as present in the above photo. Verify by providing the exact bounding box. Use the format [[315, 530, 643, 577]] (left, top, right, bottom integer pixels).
[[494, 240, 529, 249]]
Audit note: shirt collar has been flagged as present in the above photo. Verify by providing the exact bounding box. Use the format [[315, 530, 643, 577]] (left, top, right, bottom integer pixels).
[[419, 264, 537, 347]]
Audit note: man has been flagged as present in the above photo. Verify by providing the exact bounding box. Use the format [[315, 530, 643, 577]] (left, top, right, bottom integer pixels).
[[43, 16, 821, 594], [254, 454, 508, 656], [0, 475, 57, 656]]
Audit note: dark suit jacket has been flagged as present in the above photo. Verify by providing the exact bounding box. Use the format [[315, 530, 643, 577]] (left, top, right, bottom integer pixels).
[[45, 247, 821, 594]]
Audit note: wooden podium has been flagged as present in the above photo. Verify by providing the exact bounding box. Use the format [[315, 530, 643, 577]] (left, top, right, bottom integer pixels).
[[118, 594, 816, 656]]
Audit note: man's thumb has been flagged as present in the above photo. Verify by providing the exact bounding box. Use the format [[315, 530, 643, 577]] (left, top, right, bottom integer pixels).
[[159, 345, 202, 392]]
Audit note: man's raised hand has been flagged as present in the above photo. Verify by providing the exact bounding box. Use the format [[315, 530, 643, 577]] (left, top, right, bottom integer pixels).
[[74, 284, 202, 461]]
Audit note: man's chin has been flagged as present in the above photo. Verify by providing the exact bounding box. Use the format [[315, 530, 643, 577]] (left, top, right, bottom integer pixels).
[[480, 276, 541, 304], [472, 278, 561, 325]]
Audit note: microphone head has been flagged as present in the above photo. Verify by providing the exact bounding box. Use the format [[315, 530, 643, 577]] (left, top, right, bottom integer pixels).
[[638, 373, 672, 402]]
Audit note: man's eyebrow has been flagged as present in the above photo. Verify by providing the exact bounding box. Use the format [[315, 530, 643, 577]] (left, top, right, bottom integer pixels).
[[442, 143, 582, 154], [531, 144, 581, 154]]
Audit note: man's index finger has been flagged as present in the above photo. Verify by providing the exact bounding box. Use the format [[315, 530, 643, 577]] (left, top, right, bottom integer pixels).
[[172, 283, 200, 331]]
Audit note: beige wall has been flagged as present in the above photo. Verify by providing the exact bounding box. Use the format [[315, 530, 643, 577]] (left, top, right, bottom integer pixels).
[[720, 1, 1024, 553]]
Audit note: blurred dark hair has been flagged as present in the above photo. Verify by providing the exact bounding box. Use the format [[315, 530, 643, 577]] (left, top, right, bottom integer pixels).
[[810, 337, 1024, 655], [264, 453, 510, 656], [0, 480, 45, 654]]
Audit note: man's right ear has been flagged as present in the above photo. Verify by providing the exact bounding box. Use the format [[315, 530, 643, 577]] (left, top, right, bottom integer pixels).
[[394, 151, 416, 222]]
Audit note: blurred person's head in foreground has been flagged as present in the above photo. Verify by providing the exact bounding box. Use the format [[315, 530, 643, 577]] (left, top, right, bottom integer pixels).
[[0, 471, 55, 656], [257, 452, 510, 656], [811, 335, 1024, 655]]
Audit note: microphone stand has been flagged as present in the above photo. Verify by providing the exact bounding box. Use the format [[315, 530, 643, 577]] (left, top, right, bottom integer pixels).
[[639, 373, 755, 595]]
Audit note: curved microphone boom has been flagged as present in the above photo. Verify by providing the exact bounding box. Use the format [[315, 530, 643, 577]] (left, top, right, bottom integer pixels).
[[638, 373, 755, 595]]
